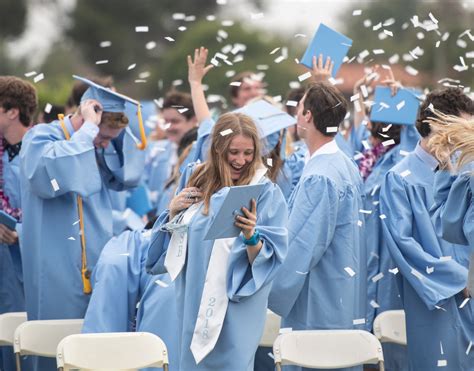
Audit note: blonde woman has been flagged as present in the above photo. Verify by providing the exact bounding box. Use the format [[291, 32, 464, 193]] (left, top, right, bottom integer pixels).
[[146, 112, 288, 370]]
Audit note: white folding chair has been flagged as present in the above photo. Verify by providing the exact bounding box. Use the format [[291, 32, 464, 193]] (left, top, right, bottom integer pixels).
[[0, 312, 27, 347], [373, 310, 407, 346], [56, 332, 169, 371], [13, 319, 84, 371], [259, 310, 281, 347], [273, 329, 385, 370]]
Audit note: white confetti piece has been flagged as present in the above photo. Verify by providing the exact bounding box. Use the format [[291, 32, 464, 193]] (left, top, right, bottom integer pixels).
[[100, 41, 112, 47], [439, 256, 452, 261], [298, 72, 312, 82], [459, 297, 470, 309], [68, 237, 75, 241], [350, 93, 360, 102], [370, 300, 380, 308], [279, 327, 292, 334], [119, 253, 130, 257], [373, 49, 385, 55], [389, 54, 400, 64], [435, 305, 447, 312], [178, 26, 187, 32], [372, 272, 384, 282], [437, 360, 447, 367], [440, 341, 444, 355], [466, 341, 473, 355], [326, 127, 338, 133], [24, 71, 37, 77], [389, 267, 399, 275], [135, 26, 149, 32], [221, 20, 233, 27], [295, 271, 308, 275], [267, 158, 273, 167], [270, 47, 280, 55], [172, 13, 185, 20], [274, 55, 286, 64], [357, 220, 363, 227], [33, 73, 44, 83], [44, 103, 52, 114], [405, 66, 419, 76], [127, 63, 137, 71], [155, 279, 169, 288], [382, 139, 395, 147], [396, 101, 406, 111], [379, 214, 387, 220], [400, 170, 411, 178], [72, 220, 80, 226], [359, 209, 372, 214], [164, 36, 175, 42], [95, 60, 109, 65], [344, 267, 356, 277], [294, 33, 306, 38], [353, 153, 364, 161], [51, 178, 59, 192], [286, 100, 298, 107], [220, 129, 233, 136], [178, 108, 189, 114], [352, 9, 362, 16], [411, 268, 423, 280], [362, 140, 370, 150], [372, 22, 382, 31], [399, 150, 409, 156], [251, 12, 264, 20], [384, 29, 393, 37], [353, 318, 365, 325], [267, 352, 274, 359], [146, 41, 157, 50], [426, 266, 434, 274]]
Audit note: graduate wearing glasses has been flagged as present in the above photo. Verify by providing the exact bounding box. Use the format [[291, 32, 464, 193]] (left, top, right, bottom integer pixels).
[[146, 112, 288, 370]]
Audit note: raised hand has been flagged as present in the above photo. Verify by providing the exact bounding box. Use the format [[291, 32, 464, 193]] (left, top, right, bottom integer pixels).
[[187, 47, 214, 85], [311, 54, 334, 82]]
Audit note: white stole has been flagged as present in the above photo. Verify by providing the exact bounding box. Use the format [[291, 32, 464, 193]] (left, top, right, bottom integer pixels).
[[163, 165, 267, 364]]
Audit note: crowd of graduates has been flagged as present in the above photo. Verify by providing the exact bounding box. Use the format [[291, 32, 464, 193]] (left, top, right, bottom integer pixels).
[[0, 36, 473, 371]]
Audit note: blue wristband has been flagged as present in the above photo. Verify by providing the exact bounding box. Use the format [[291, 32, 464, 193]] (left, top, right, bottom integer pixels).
[[242, 230, 260, 245]]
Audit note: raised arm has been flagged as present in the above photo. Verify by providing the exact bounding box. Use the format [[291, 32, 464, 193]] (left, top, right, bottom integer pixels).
[[187, 47, 214, 123]]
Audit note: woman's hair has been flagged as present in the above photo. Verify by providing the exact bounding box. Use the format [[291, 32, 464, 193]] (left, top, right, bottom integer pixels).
[[187, 113, 262, 214], [369, 121, 402, 146], [428, 111, 474, 171]]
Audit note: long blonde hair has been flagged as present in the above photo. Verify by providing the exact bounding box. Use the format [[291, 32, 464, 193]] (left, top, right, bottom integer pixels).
[[187, 113, 262, 214], [428, 111, 474, 171]]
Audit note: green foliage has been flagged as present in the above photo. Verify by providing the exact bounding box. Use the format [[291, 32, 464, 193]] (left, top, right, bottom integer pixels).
[[340, 0, 474, 86]]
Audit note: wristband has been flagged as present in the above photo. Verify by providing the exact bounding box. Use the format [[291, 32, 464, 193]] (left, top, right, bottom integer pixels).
[[242, 230, 260, 245]]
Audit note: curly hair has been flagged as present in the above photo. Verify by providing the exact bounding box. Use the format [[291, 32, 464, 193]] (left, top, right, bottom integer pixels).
[[416, 87, 474, 138], [0, 76, 38, 126]]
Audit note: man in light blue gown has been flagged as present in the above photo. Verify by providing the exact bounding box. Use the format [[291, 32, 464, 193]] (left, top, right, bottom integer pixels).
[[0, 76, 37, 371], [19, 76, 145, 370], [379, 88, 474, 371], [268, 82, 366, 371]]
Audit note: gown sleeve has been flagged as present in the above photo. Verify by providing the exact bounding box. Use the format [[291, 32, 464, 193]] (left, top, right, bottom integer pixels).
[[226, 181, 288, 302], [380, 171, 468, 310], [268, 175, 339, 317]]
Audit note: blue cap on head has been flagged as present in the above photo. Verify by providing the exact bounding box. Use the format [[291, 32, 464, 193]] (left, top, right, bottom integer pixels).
[[73, 75, 140, 113]]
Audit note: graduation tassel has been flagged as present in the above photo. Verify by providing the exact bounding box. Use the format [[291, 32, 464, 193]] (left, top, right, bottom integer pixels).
[[136, 103, 147, 150], [58, 114, 92, 295]]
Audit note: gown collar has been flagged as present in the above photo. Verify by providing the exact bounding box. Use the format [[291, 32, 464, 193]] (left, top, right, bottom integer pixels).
[[414, 142, 438, 171]]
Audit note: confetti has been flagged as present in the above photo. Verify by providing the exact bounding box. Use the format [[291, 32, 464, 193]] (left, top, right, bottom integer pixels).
[[44, 103, 52, 114], [353, 318, 365, 325], [459, 297, 470, 309], [350, 93, 360, 102], [272, 95, 282, 102], [396, 101, 406, 111], [127, 63, 137, 71], [372, 272, 384, 282], [359, 209, 372, 214], [326, 127, 338, 133], [294, 34, 306, 38], [33, 73, 44, 83], [267, 352, 274, 359], [270, 47, 281, 55], [467, 341, 473, 355], [382, 139, 395, 147], [411, 268, 423, 280], [178, 26, 187, 32], [172, 13, 185, 20], [354, 153, 364, 161], [373, 49, 385, 55], [426, 266, 434, 274], [388, 54, 400, 64], [352, 9, 362, 16], [298, 72, 312, 82], [119, 253, 130, 257], [437, 360, 447, 367], [357, 220, 363, 227], [155, 279, 169, 288], [135, 26, 149, 32], [344, 267, 356, 277], [274, 55, 285, 64], [405, 66, 419, 76], [178, 108, 189, 114], [384, 29, 393, 37], [51, 178, 59, 192], [286, 100, 298, 107], [146, 41, 157, 50], [164, 36, 175, 42], [24, 71, 37, 77], [95, 60, 109, 65], [389, 267, 399, 275], [372, 22, 382, 31], [267, 158, 273, 167], [220, 129, 233, 136], [400, 170, 411, 178], [68, 237, 75, 241], [100, 41, 112, 48], [370, 300, 380, 308], [399, 150, 409, 156], [72, 220, 80, 226], [382, 124, 393, 132], [295, 271, 308, 275], [251, 12, 264, 20], [379, 214, 387, 220], [439, 256, 452, 261], [360, 85, 369, 98]]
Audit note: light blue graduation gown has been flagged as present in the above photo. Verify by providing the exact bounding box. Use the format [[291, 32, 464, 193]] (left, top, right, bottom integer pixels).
[[0, 151, 27, 371], [380, 144, 474, 371], [268, 142, 366, 371], [82, 229, 151, 333], [20, 116, 144, 321], [276, 149, 306, 201], [146, 163, 288, 371]]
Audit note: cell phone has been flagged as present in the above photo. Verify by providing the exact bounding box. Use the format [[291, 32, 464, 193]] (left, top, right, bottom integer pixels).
[[0, 210, 17, 231]]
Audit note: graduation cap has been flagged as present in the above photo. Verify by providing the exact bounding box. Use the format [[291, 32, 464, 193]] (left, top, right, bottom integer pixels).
[[300, 23, 353, 77], [234, 99, 296, 156], [72, 75, 147, 150], [370, 86, 421, 126]]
